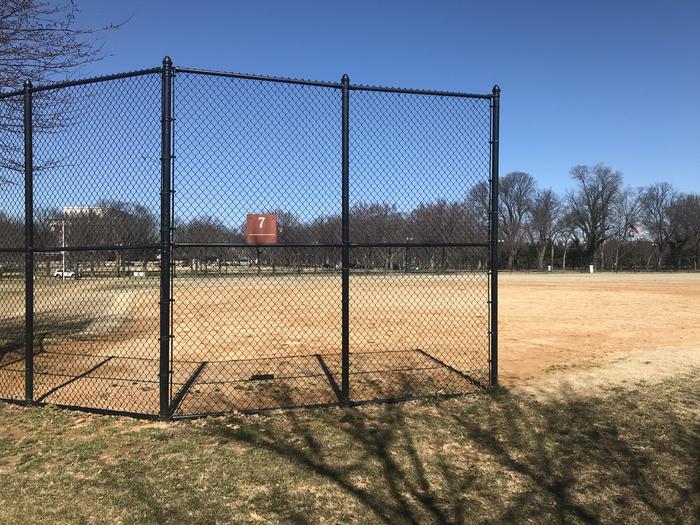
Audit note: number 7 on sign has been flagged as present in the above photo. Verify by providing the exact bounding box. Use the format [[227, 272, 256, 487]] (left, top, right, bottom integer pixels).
[[246, 213, 277, 245]]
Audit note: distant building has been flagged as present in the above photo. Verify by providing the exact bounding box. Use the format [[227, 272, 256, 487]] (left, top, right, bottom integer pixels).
[[62, 206, 105, 217]]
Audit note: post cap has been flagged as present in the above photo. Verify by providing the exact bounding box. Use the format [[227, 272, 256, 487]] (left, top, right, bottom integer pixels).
[[163, 56, 172, 66], [24, 79, 32, 89], [492, 84, 501, 95], [341, 73, 349, 83]]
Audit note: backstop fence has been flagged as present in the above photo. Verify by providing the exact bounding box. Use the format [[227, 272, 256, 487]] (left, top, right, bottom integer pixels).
[[0, 58, 499, 419]]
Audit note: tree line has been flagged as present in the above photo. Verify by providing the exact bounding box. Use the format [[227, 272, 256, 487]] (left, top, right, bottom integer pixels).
[[164, 164, 700, 272], [485, 165, 699, 271], [1, 163, 698, 274]]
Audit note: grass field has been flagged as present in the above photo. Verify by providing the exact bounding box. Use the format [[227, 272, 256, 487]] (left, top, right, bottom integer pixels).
[[0, 369, 696, 523]]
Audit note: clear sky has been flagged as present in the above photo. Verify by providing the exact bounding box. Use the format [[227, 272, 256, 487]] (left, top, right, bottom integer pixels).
[[71, 0, 699, 194]]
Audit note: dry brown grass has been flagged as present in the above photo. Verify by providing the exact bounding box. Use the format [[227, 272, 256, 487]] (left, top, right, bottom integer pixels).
[[0, 370, 697, 523]]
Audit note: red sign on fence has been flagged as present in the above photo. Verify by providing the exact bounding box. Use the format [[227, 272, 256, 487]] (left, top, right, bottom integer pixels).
[[246, 213, 278, 244]]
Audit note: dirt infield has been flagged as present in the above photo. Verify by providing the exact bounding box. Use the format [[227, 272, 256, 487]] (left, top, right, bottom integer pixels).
[[499, 272, 700, 386], [171, 272, 489, 413], [0, 272, 490, 414], [1, 271, 698, 414]]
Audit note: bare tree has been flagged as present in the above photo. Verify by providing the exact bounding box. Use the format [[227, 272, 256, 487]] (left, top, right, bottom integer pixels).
[[464, 181, 492, 269], [176, 215, 238, 273], [566, 164, 623, 268], [0, 1, 125, 90], [1, 1, 124, 171], [465, 181, 490, 224], [499, 172, 535, 269], [0, 211, 22, 249], [0, 210, 23, 273], [608, 187, 641, 270], [351, 203, 404, 270], [667, 193, 700, 269], [690, 195, 700, 271], [410, 200, 473, 271], [555, 210, 579, 272], [529, 189, 561, 270], [640, 182, 675, 268]]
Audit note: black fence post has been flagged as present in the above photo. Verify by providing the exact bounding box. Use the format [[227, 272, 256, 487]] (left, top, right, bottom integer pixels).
[[159, 57, 173, 418], [341, 74, 350, 406], [489, 84, 500, 387], [23, 80, 34, 403]]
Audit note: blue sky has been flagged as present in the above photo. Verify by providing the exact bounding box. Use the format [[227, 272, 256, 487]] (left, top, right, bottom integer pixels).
[[70, 0, 699, 194]]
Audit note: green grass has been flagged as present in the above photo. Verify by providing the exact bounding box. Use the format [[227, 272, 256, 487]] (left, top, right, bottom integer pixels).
[[0, 375, 698, 524]]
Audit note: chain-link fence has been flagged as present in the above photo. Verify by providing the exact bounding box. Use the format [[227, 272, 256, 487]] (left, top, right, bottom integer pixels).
[[0, 58, 499, 419]]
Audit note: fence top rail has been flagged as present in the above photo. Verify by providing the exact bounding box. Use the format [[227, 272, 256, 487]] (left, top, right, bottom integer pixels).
[[1, 61, 494, 100], [349, 83, 493, 99], [176, 65, 493, 99], [174, 66, 343, 89], [0, 67, 162, 99], [0, 89, 23, 100]]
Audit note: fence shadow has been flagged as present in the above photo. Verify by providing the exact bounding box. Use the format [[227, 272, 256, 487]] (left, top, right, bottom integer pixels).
[[1, 313, 108, 401], [1, 314, 95, 363], [171, 349, 484, 416], [203, 381, 698, 523]]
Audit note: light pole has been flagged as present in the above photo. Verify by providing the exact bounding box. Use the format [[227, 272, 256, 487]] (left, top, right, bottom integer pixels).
[[50, 216, 67, 281], [61, 218, 66, 281], [405, 237, 414, 272]]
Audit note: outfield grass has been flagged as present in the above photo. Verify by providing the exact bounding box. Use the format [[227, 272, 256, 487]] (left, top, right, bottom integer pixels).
[[0, 374, 697, 524]]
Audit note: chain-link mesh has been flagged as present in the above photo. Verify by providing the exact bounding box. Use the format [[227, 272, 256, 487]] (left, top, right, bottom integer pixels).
[[30, 72, 161, 414], [347, 88, 491, 401], [0, 64, 495, 417], [349, 90, 491, 243], [0, 94, 25, 401], [170, 72, 343, 414]]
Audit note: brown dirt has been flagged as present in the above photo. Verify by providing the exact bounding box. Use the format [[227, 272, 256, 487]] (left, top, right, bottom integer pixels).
[[1, 271, 698, 414], [170, 272, 489, 413], [498, 272, 700, 386]]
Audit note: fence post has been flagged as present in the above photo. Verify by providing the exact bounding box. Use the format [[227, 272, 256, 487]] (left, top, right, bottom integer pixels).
[[159, 57, 173, 418], [489, 84, 500, 387], [341, 74, 350, 406], [23, 80, 34, 403]]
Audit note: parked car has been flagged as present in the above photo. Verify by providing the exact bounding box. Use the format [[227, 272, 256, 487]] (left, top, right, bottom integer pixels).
[[53, 269, 75, 279]]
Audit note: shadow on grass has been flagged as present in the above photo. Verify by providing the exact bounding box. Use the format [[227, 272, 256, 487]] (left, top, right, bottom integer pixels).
[[450, 383, 700, 524], [203, 378, 698, 524]]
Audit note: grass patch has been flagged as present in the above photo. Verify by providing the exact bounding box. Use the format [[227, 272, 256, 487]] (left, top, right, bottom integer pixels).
[[0, 375, 698, 523]]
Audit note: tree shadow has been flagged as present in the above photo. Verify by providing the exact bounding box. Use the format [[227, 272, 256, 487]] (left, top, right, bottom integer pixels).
[[208, 378, 461, 524], [1, 313, 98, 354], [1, 313, 99, 400], [0, 317, 25, 358], [202, 378, 698, 523]]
